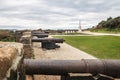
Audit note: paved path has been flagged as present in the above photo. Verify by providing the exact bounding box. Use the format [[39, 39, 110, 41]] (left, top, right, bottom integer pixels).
[[33, 43, 96, 60], [33, 39, 96, 80], [51, 31, 120, 36], [80, 31, 120, 36]]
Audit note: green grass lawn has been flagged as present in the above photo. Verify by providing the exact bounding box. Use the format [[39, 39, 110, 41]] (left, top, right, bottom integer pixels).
[[54, 36, 120, 59]]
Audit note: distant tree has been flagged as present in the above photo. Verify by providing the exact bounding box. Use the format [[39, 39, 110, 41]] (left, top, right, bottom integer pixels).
[[98, 20, 106, 28], [107, 17, 112, 21], [96, 16, 120, 29], [92, 26, 95, 28], [38, 28, 42, 31]]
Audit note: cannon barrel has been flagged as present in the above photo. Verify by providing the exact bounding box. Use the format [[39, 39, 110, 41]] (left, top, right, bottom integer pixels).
[[32, 32, 45, 34], [32, 38, 65, 43], [32, 34, 48, 38], [24, 59, 120, 78]]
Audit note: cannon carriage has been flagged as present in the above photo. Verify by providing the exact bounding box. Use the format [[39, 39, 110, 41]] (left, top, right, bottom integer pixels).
[[32, 38, 65, 49]]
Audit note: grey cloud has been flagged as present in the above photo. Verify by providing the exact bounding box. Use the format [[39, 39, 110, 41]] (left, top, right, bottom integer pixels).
[[0, 0, 120, 29], [0, 3, 73, 22], [1, 0, 120, 13], [44, 0, 119, 12], [0, 25, 24, 30]]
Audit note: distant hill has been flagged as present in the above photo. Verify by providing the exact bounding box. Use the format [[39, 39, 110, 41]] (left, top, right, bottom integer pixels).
[[97, 16, 120, 29], [91, 16, 120, 33]]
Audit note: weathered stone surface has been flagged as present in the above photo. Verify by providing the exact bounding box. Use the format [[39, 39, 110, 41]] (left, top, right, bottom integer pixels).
[[0, 46, 17, 80], [23, 44, 33, 58], [0, 42, 23, 80], [15, 31, 23, 42], [22, 32, 31, 35], [21, 31, 32, 58], [20, 36, 31, 44], [20, 31, 31, 44], [0, 42, 23, 56]]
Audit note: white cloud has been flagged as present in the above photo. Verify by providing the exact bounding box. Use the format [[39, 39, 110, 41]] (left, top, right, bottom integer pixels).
[[87, 0, 105, 4], [2, 0, 39, 6], [0, 17, 42, 29], [0, 0, 120, 30]]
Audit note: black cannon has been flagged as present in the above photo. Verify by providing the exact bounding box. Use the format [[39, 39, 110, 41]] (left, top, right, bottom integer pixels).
[[22, 59, 120, 80], [32, 34, 48, 38], [32, 38, 65, 49], [32, 31, 49, 34], [32, 31, 46, 34]]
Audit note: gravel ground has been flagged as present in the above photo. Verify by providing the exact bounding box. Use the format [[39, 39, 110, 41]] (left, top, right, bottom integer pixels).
[[33, 43, 96, 60], [32, 40, 96, 80]]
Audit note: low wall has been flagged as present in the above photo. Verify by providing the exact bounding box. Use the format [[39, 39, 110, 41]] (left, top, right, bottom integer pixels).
[[20, 31, 33, 58], [0, 31, 33, 80], [14, 31, 33, 59], [0, 42, 23, 80]]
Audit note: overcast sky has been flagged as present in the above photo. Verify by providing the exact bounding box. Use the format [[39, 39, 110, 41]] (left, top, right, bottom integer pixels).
[[0, 0, 120, 30]]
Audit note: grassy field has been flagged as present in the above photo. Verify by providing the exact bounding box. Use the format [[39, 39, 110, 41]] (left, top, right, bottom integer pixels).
[[55, 36, 120, 59], [90, 28, 120, 34]]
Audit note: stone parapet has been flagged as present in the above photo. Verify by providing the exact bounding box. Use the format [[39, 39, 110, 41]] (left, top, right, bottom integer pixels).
[[15, 31, 23, 42], [20, 31, 32, 58], [0, 42, 23, 80]]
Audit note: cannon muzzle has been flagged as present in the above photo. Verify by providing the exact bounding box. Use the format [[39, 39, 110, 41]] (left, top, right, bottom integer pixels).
[[32, 38, 65, 43]]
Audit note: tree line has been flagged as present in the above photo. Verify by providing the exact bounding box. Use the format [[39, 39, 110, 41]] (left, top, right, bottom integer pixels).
[[95, 16, 120, 29]]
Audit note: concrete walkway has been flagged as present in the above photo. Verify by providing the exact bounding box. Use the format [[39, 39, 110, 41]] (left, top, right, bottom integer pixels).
[[33, 40, 96, 80], [33, 43, 96, 60], [80, 31, 120, 36], [51, 31, 120, 36]]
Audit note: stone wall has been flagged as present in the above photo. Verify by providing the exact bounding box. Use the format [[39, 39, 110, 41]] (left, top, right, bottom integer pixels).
[[0, 30, 33, 80], [20, 31, 33, 58], [15, 31, 23, 42], [14, 31, 33, 58], [0, 42, 23, 80]]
